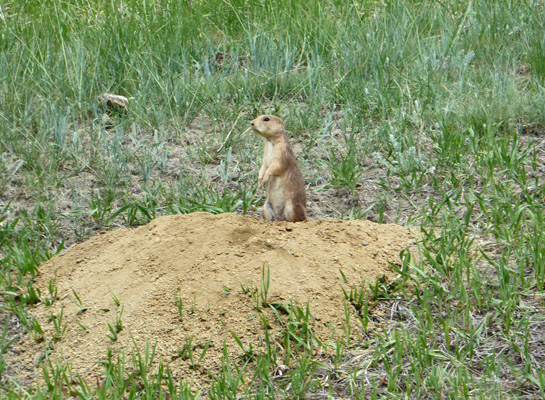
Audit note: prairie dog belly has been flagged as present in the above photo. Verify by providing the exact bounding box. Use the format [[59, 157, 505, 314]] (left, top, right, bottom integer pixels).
[[267, 177, 285, 215]]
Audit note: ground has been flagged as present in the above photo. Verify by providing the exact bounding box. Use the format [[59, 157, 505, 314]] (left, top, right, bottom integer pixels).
[[7, 212, 418, 391]]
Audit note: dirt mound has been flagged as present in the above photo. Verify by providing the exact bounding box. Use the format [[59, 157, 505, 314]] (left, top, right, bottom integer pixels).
[[22, 213, 418, 390]]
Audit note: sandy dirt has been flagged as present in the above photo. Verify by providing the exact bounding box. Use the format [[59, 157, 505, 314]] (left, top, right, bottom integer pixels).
[[12, 212, 418, 391]]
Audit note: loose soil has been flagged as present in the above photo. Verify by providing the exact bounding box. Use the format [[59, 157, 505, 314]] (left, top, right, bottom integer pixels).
[[11, 212, 418, 391]]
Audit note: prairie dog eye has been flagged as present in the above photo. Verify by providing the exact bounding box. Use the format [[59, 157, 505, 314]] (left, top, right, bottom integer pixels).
[[263, 117, 270, 121]]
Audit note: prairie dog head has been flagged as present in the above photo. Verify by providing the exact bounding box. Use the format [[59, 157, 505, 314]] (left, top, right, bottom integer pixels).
[[250, 115, 285, 139]]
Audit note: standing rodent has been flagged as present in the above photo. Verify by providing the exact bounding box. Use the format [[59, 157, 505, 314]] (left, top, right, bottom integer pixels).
[[250, 115, 307, 222]]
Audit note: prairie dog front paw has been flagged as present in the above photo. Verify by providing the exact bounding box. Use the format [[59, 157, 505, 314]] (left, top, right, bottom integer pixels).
[[261, 173, 270, 186]]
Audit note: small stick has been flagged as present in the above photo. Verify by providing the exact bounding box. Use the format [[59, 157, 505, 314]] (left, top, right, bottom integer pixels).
[[216, 116, 249, 153]]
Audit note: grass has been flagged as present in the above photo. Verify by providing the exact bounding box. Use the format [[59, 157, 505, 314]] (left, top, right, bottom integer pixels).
[[1, 0, 545, 398]]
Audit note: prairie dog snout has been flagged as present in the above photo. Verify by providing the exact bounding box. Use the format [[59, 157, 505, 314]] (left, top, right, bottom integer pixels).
[[250, 115, 307, 222]]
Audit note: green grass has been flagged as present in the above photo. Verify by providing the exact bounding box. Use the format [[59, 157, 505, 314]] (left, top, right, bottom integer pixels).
[[2, 0, 545, 398]]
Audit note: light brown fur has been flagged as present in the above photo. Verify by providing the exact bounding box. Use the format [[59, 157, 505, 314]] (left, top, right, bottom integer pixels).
[[250, 115, 307, 222]]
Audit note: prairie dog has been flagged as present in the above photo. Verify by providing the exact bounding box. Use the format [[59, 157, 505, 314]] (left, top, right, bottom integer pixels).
[[250, 115, 307, 222]]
